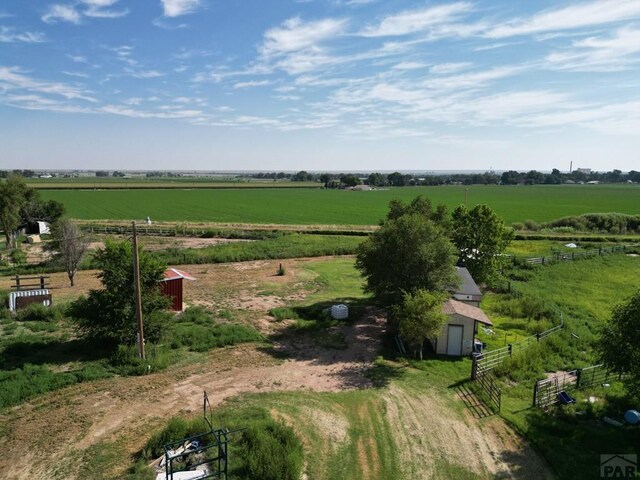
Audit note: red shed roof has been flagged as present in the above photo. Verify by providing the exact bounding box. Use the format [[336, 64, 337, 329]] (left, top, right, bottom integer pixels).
[[161, 268, 196, 282]]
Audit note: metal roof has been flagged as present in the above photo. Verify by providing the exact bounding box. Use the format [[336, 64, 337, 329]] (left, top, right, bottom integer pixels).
[[453, 267, 482, 298], [161, 268, 196, 282], [443, 299, 493, 326]]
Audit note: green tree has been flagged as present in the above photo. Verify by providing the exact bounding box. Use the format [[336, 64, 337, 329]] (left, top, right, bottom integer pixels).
[[452, 204, 513, 283], [340, 174, 361, 187], [0, 176, 30, 247], [0, 175, 65, 247], [385, 195, 450, 230], [598, 291, 640, 400], [69, 239, 169, 345], [356, 213, 458, 305], [394, 290, 448, 360]]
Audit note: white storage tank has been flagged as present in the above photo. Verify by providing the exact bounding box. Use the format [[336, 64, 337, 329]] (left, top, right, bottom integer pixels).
[[330, 304, 349, 320]]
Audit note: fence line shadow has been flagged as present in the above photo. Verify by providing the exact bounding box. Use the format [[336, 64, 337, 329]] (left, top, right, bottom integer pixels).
[[454, 382, 495, 419]]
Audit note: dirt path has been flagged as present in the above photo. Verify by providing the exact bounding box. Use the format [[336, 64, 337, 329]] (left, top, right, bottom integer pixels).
[[0, 312, 386, 480]]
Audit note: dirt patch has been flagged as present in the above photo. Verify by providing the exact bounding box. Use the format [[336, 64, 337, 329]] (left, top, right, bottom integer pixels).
[[0, 312, 386, 480]]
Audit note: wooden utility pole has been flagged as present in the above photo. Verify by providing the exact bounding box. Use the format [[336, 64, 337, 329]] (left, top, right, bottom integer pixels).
[[132, 221, 145, 359], [464, 187, 468, 206]]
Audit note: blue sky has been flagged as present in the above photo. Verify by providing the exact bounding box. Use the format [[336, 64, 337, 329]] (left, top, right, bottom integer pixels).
[[1, 0, 640, 171]]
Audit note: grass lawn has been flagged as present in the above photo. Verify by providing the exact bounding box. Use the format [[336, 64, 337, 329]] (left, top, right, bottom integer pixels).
[[41, 184, 640, 225], [479, 254, 640, 480]]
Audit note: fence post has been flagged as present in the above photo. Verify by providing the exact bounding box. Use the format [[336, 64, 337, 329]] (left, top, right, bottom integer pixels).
[[508, 344, 513, 357], [40, 276, 45, 289], [533, 381, 538, 407], [15, 275, 20, 291], [471, 356, 478, 380], [542, 256, 545, 265], [576, 369, 582, 389], [536, 333, 541, 342]]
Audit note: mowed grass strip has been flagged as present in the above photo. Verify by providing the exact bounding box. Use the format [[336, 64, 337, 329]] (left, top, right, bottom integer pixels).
[[41, 184, 640, 225]]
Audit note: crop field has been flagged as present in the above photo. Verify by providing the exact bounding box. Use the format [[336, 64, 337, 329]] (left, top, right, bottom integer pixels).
[[41, 184, 640, 225], [27, 177, 319, 189]]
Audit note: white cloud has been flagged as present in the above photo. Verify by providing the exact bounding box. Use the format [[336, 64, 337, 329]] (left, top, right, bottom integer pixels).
[[68, 54, 88, 63], [62, 71, 90, 78], [42, 4, 82, 24], [0, 26, 46, 43], [360, 2, 472, 37], [233, 80, 273, 89], [546, 27, 640, 71], [260, 17, 347, 57], [430, 62, 472, 74], [487, 0, 640, 38], [161, 0, 201, 18], [125, 69, 164, 78], [392, 61, 429, 70], [0, 66, 96, 102], [423, 65, 526, 90]]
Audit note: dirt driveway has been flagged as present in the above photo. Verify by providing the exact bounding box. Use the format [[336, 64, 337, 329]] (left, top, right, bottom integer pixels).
[[0, 258, 553, 479]]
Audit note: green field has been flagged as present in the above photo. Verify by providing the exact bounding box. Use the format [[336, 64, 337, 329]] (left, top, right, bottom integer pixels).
[[41, 184, 640, 225], [27, 177, 319, 189]]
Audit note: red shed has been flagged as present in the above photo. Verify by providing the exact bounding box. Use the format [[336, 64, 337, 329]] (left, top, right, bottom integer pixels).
[[160, 268, 196, 311]]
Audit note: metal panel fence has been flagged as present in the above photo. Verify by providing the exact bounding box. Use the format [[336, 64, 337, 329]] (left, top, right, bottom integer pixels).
[[515, 245, 631, 266], [471, 322, 564, 379], [533, 364, 618, 408]]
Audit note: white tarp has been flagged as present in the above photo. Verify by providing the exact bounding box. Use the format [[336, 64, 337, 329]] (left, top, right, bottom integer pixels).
[[37, 221, 50, 234]]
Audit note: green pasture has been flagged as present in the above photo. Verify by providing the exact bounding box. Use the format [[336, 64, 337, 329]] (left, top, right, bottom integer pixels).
[[40, 184, 640, 225]]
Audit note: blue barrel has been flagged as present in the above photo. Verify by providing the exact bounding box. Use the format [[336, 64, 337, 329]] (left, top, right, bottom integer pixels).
[[624, 410, 640, 425]]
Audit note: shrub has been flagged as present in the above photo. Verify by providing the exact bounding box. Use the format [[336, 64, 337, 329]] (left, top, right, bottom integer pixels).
[[169, 322, 262, 352], [268, 307, 300, 321], [10, 248, 26, 265], [240, 420, 304, 480], [16, 303, 63, 322], [110, 344, 173, 375], [523, 219, 539, 231]]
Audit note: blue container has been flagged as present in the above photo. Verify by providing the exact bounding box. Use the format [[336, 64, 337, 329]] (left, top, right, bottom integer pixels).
[[624, 409, 640, 425]]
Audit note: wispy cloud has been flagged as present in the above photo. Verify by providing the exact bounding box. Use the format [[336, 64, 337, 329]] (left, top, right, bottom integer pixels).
[[0, 66, 97, 102], [42, 4, 82, 24], [0, 26, 46, 43], [260, 17, 347, 57], [233, 80, 273, 89], [360, 2, 472, 37], [486, 0, 640, 38], [81, 0, 128, 18], [546, 27, 640, 71], [430, 62, 472, 74], [161, 0, 202, 18]]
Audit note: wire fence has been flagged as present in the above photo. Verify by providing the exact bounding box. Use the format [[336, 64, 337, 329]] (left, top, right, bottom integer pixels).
[[511, 244, 633, 266]]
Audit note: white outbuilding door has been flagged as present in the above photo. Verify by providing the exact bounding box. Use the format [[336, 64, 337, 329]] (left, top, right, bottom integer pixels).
[[446, 325, 464, 356]]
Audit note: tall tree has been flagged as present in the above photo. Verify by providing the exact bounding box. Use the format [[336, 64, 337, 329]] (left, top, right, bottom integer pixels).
[[451, 204, 513, 283], [394, 290, 448, 360], [51, 219, 90, 287], [356, 212, 458, 305], [598, 291, 640, 400], [69, 239, 169, 345], [0, 175, 65, 247], [0, 176, 30, 247]]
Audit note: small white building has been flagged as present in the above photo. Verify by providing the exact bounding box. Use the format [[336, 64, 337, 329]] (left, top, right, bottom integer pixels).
[[430, 299, 493, 356]]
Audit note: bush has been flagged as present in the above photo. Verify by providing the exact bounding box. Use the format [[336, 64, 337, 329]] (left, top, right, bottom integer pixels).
[[523, 219, 539, 231], [240, 421, 304, 480], [10, 248, 26, 265], [16, 303, 63, 322], [110, 344, 173, 375], [169, 322, 262, 352], [268, 307, 300, 321]]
